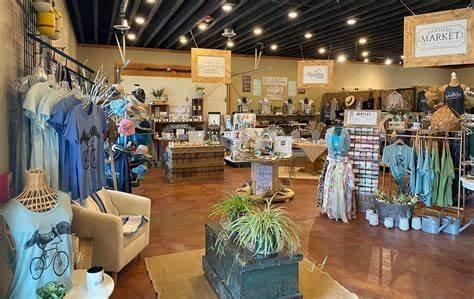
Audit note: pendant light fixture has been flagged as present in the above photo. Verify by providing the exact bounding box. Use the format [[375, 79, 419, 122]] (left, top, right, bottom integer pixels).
[[221, 0, 237, 12]]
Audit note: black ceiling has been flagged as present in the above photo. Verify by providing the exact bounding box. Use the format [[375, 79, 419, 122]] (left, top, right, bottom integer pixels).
[[65, 0, 470, 62]]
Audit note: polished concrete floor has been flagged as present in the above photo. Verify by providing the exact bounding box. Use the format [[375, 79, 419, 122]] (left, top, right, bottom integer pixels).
[[112, 167, 474, 298]]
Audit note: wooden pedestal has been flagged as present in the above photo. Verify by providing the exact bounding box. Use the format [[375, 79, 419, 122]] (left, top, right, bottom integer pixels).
[[203, 223, 302, 299]]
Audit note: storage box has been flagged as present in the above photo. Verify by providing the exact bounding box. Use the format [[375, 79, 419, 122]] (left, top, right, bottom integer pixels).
[[203, 223, 302, 299]]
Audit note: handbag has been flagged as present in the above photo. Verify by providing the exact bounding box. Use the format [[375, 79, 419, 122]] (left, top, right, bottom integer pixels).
[[430, 105, 460, 131]]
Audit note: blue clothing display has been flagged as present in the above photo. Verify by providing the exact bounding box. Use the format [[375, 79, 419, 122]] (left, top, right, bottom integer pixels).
[[409, 145, 417, 194], [325, 127, 351, 158], [64, 104, 108, 201], [382, 143, 413, 193], [105, 148, 131, 193], [49, 96, 81, 192], [0, 192, 73, 299]]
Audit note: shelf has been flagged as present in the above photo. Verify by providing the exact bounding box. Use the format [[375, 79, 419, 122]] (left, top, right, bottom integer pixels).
[[154, 121, 205, 125], [256, 114, 318, 117]]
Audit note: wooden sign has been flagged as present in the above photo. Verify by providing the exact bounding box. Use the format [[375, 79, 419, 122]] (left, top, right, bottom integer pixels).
[[343, 110, 381, 128], [191, 48, 231, 83], [242, 75, 251, 92], [404, 8, 474, 67], [297, 60, 334, 89]]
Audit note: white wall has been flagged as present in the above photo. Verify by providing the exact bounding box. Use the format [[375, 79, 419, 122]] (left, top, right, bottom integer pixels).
[[121, 75, 228, 115]]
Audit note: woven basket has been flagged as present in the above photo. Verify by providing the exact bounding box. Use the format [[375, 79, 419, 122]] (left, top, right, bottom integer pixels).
[[430, 105, 460, 131]]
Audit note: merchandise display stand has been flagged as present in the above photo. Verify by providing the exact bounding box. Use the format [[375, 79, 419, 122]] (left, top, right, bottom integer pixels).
[[66, 270, 114, 299], [238, 157, 295, 203]]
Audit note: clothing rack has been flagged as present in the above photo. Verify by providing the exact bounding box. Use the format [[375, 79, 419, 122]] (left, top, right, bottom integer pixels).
[[381, 129, 464, 218]]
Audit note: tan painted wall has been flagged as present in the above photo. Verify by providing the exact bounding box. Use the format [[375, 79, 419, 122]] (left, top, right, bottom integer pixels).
[[52, 0, 78, 58], [77, 45, 461, 113], [456, 67, 474, 86]]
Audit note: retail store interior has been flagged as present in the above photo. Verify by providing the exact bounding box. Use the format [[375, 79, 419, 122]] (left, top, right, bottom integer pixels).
[[1, 0, 474, 298]]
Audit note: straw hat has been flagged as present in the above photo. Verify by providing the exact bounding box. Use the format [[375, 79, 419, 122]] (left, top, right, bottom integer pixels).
[[424, 87, 442, 107], [345, 95, 355, 107]]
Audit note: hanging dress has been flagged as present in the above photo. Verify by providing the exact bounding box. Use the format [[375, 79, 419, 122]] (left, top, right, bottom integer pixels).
[[421, 146, 433, 206], [430, 142, 440, 205], [320, 127, 354, 223]]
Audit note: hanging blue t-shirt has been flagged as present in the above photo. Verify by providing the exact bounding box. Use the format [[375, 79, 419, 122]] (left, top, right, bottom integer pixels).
[[64, 104, 108, 201], [0, 192, 73, 299], [105, 148, 131, 193], [49, 96, 81, 192], [382, 143, 413, 193]]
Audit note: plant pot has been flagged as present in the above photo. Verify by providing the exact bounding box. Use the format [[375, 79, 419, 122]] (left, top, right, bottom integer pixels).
[[246, 237, 279, 258], [374, 200, 414, 227]]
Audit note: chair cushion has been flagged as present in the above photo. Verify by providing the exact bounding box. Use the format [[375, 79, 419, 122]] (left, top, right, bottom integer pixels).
[[123, 223, 147, 248], [79, 188, 120, 216]]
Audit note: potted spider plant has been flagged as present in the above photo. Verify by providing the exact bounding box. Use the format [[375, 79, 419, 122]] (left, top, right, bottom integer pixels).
[[215, 201, 300, 257], [210, 193, 255, 224], [151, 88, 166, 103]]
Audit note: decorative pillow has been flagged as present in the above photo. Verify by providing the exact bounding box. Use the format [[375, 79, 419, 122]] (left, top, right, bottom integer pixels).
[[77, 189, 120, 216]]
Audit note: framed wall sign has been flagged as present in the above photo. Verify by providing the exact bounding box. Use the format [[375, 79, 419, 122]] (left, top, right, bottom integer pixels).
[[343, 110, 381, 128], [404, 8, 474, 67], [297, 60, 334, 89], [191, 48, 231, 83], [262, 76, 288, 86], [242, 75, 251, 92]]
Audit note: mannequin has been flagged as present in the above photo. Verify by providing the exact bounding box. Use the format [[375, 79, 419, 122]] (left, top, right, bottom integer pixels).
[[440, 72, 467, 115], [0, 169, 73, 298], [300, 98, 313, 114], [260, 97, 272, 114], [16, 169, 59, 212]]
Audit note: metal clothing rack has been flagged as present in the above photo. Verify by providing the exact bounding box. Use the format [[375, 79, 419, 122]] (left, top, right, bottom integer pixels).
[[26, 32, 95, 83], [381, 129, 465, 218]]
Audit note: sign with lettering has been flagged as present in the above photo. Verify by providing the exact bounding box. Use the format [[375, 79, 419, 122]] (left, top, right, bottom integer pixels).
[[253, 163, 273, 195], [297, 60, 334, 89], [404, 8, 474, 67], [266, 85, 284, 100], [343, 110, 381, 128], [415, 19, 467, 57], [191, 48, 231, 83], [242, 75, 251, 92], [274, 136, 292, 157], [262, 76, 287, 86], [253, 79, 262, 96]]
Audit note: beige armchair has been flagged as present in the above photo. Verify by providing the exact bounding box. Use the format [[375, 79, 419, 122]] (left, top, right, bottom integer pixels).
[[71, 190, 151, 276]]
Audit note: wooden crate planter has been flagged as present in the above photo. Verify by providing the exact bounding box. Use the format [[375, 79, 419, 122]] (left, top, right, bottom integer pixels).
[[203, 223, 302, 299], [166, 145, 225, 183]]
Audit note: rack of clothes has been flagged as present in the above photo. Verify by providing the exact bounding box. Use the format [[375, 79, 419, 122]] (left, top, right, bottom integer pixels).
[[381, 130, 464, 217], [14, 34, 121, 203]]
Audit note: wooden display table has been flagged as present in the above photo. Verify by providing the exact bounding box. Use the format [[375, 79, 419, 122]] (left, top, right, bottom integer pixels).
[[203, 223, 302, 299], [166, 144, 225, 183]]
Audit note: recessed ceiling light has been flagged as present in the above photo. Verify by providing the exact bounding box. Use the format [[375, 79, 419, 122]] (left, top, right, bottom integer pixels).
[[221, 1, 235, 12], [399, 61, 403, 64], [337, 54, 347, 62], [179, 35, 188, 44], [127, 33, 136, 40], [197, 23, 208, 31], [358, 37, 367, 44], [135, 16, 145, 25], [270, 44, 278, 50], [347, 18, 357, 25], [227, 40, 235, 48], [400, 55, 405, 59], [253, 27, 263, 36], [288, 11, 298, 19], [364, 58, 369, 63], [145, 0, 155, 3], [318, 47, 326, 54], [385, 58, 393, 65], [304, 32, 313, 39], [361, 51, 369, 57]]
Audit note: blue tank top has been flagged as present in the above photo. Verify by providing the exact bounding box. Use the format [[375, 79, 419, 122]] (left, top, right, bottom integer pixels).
[[0, 192, 73, 298]]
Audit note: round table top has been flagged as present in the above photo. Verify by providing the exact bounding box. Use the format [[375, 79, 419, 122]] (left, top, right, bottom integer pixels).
[[65, 270, 114, 299]]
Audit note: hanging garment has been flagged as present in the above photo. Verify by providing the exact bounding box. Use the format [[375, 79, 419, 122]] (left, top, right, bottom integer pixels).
[[317, 159, 329, 208], [417, 90, 431, 113], [329, 98, 338, 121], [22, 82, 55, 172], [420, 147, 433, 206], [363, 96, 374, 110], [321, 156, 355, 223], [386, 91, 404, 110], [36, 88, 72, 189], [105, 148, 131, 193], [437, 143, 455, 207], [49, 96, 81, 192], [415, 144, 424, 195], [0, 192, 73, 298], [431, 142, 440, 205], [382, 143, 413, 193], [64, 104, 108, 201], [444, 85, 465, 115], [325, 127, 351, 159], [409, 143, 417, 194]]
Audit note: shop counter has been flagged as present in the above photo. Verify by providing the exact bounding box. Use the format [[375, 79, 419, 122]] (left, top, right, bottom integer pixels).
[[165, 144, 225, 183]]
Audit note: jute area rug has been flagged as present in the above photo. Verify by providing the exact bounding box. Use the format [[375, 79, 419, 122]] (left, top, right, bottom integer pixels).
[[145, 249, 358, 299]]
